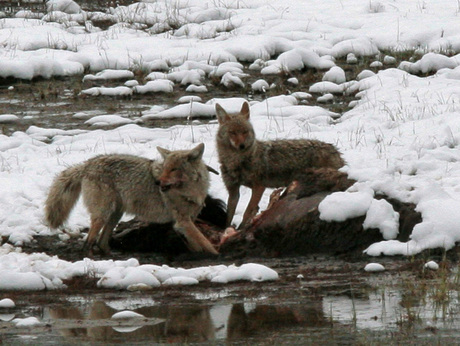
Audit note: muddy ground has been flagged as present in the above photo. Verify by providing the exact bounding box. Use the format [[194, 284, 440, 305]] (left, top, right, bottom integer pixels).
[[2, 56, 460, 344]]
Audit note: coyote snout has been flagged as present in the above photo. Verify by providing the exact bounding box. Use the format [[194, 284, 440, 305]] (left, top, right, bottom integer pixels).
[[158, 173, 183, 191], [45, 143, 218, 256], [159, 183, 173, 191], [215, 102, 345, 229], [229, 131, 251, 151]]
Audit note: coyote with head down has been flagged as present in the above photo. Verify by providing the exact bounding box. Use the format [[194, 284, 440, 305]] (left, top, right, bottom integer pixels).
[[215, 102, 345, 228], [45, 143, 218, 256]]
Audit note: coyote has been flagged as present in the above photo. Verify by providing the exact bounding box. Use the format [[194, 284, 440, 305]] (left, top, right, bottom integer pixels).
[[45, 143, 218, 256], [215, 102, 345, 228]]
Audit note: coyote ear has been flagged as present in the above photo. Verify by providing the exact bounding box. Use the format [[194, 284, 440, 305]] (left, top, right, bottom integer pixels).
[[188, 143, 205, 161], [215, 103, 230, 124], [240, 102, 250, 120], [157, 146, 171, 159]]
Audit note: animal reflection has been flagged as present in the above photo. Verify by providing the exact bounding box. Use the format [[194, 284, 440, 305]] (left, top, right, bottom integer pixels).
[[47, 299, 327, 343]]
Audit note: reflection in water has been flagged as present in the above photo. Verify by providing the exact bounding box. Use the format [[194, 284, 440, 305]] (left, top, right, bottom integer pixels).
[[227, 303, 326, 340], [47, 298, 327, 343], [48, 306, 86, 337]]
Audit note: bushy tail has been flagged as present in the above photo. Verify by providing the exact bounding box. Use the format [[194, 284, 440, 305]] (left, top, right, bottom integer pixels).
[[45, 164, 84, 229]]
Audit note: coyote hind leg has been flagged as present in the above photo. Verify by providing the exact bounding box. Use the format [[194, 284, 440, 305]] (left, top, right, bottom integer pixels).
[[83, 217, 105, 257], [81, 182, 121, 256], [97, 209, 123, 255]]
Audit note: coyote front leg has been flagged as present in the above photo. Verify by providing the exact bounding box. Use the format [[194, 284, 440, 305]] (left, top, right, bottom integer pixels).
[[226, 184, 240, 227], [174, 217, 218, 255], [239, 184, 265, 229]]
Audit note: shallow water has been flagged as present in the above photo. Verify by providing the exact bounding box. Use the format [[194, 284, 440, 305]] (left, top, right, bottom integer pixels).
[[0, 78, 195, 136], [2, 256, 460, 344], [0, 65, 352, 137]]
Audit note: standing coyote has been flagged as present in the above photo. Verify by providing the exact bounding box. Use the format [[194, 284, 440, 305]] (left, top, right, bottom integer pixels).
[[215, 102, 345, 228], [45, 143, 218, 256]]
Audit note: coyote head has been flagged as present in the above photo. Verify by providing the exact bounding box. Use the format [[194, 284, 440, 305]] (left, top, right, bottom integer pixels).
[[215, 102, 255, 151], [157, 143, 205, 192]]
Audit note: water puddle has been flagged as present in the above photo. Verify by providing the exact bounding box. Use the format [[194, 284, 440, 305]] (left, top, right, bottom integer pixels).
[[1, 294, 330, 344], [3, 269, 460, 345]]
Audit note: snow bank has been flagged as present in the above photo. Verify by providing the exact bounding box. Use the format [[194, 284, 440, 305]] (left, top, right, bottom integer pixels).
[[0, 245, 278, 291], [1, 0, 460, 80]]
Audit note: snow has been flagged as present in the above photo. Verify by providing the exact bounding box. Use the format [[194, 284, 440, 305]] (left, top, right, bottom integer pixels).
[[0, 114, 19, 123], [97, 266, 162, 289], [163, 276, 200, 286], [261, 48, 334, 74], [84, 114, 134, 127], [319, 191, 374, 222], [80, 86, 133, 97], [364, 263, 385, 272], [186, 84, 208, 93], [82, 70, 135, 82], [0, 314, 15, 322], [363, 199, 399, 240], [251, 79, 270, 92], [287, 77, 299, 85], [221, 72, 245, 88], [370, 61, 383, 68], [1, 0, 460, 290], [142, 102, 215, 120], [46, 0, 81, 14], [111, 311, 145, 320], [424, 261, 439, 270], [322, 66, 346, 84], [13, 316, 41, 327], [0, 298, 15, 308], [0, 246, 278, 291], [399, 53, 460, 74], [357, 69, 375, 80], [383, 56, 397, 65], [210, 263, 279, 284], [178, 95, 202, 103], [309, 81, 344, 94], [317, 93, 334, 103], [346, 53, 358, 64], [133, 80, 174, 94]]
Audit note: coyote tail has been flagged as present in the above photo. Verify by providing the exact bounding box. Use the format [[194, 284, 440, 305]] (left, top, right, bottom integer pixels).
[[45, 164, 84, 229]]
